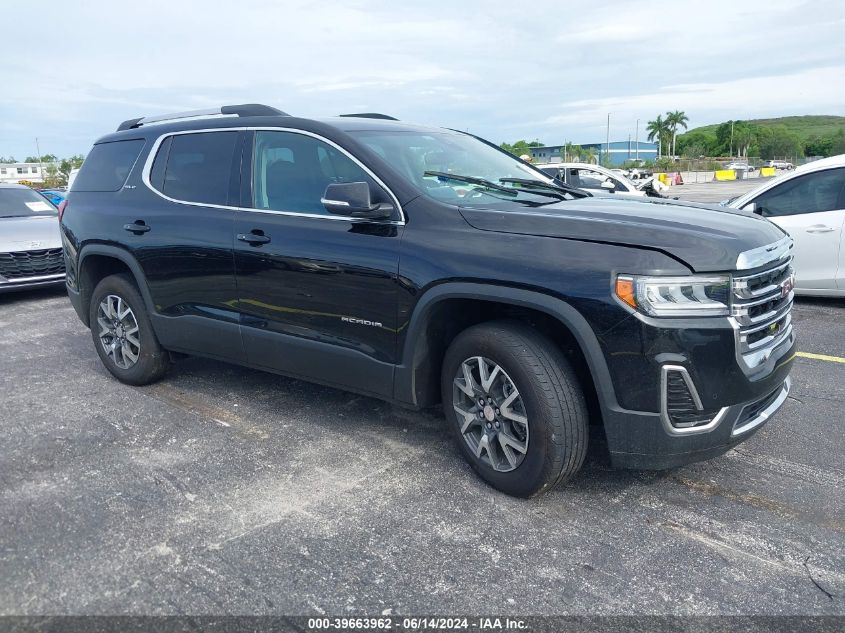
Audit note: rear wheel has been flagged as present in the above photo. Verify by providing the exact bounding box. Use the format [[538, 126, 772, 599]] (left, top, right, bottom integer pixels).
[[89, 274, 169, 385], [441, 321, 588, 497]]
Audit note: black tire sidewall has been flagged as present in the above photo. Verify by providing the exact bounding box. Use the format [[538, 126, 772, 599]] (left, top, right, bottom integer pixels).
[[442, 326, 568, 497], [89, 274, 167, 385]]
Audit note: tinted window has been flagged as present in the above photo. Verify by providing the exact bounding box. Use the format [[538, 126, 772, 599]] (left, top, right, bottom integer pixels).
[[252, 131, 383, 215], [753, 168, 845, 217], [0, 187, 57, 218], [73, 139, 145, 192], [155, 132, 237, 206]]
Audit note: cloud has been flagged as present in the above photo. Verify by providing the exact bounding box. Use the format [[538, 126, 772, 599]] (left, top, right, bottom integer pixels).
[[0, 0, 843, 156]]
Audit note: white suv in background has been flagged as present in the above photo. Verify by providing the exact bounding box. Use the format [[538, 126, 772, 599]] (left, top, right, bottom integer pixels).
[[728, 154, 845, 296]]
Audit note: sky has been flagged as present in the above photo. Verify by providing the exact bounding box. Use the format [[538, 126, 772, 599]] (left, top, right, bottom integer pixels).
[[1, 0, 844, 159]]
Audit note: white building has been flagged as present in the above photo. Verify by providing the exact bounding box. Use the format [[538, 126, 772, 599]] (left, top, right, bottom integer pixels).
[[0, 162, 45, 184]]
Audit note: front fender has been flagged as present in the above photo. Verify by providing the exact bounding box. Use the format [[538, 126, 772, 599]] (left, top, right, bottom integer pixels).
[[393, 282, 619, 414]]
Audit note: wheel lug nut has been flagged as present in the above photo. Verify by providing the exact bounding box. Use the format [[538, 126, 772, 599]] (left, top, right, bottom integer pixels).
[[495, 408, 500, 415]]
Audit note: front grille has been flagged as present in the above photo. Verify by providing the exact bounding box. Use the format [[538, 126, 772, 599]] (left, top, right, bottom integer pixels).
[[0, 248, 65, 280], [732, 256, 794, 367]]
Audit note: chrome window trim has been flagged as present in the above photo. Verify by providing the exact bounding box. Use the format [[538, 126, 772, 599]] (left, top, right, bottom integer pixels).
[[659, 365, 728, 436], [732, 377, 790, 436], [140, 126, 406, 225]]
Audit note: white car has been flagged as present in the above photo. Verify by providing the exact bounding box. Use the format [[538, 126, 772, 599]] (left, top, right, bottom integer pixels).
[[535, 162, 646, 198], [725, 162, 752, 171], [727, 154, 845, 297]]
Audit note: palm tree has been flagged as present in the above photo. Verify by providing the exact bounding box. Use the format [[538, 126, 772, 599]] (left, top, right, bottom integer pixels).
[[646, 115, 669, 158], [665, 110, 689, 158], [564, 143, 583, 162]]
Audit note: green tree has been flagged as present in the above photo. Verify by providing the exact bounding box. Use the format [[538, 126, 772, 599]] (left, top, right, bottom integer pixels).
[[580, 146, 597, 164], [59, 154, 85, 180], [804, 135, 834, 157], [25, 154, 58, 163], [500, 139, 544, 158], [0, 156, 17, 163], [831, 129, 845, 155], [676, 130, 717, 157], [561, 143, 583, 161], [756, 125, 803, 160], [646, 115, 670, 158], [665, 110, 689, 157]]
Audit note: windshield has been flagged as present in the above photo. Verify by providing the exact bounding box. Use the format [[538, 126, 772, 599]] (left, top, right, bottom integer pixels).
[[0, 188, 58, 218], [347, 130, 575, 206]]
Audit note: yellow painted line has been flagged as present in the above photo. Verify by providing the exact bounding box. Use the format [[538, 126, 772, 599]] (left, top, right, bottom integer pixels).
[[796, 351, 845, 364]]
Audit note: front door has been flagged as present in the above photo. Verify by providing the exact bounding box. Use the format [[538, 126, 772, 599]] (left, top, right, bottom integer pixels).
[[747, 167, 845, 291], [233, 130, 403, 398]]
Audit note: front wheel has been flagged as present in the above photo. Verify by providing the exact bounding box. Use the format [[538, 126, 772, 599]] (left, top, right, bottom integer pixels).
[[441, 321, 589, 497]]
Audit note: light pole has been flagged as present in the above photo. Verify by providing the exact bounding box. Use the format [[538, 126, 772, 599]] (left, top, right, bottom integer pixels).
[[635, 118, 639, 161], [605, 113, 610, 166], [35, 137, 44, 185], [729, 121, 734, 159]]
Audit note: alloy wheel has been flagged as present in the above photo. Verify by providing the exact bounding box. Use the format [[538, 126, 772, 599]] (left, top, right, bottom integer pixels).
[[97, 294, 140, 369], [452, 356, 529, 472]]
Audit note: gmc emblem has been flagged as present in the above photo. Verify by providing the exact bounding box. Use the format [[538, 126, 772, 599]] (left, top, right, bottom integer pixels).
[[781, 275, 795, 298]]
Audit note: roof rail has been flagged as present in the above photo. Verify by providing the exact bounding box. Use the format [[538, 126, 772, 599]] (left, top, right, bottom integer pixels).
[[116, 103, 289, 132], [338, 113, 399, 121]]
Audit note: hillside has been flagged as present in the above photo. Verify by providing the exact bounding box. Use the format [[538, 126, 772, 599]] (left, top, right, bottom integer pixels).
[[688, 115, 845, 143]]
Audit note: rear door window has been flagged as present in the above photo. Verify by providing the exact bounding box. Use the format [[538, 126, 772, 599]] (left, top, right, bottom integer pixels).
[[151, 132, 238, 206], [72, 139, 145, 192]]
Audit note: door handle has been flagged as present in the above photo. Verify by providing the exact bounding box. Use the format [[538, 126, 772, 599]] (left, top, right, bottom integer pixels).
[[805, 225, 835, 233], [123, 221, 151, 234], [237, 231, 271, 245]]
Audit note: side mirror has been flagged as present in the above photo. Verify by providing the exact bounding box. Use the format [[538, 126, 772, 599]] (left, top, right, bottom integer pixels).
[[601, 179, 616, 190], [321, 182, 392, 219], [742, 201, 761, 215]]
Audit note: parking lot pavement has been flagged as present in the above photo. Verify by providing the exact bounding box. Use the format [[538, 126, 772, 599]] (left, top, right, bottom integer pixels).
[[1, 287, 843, 616], [669, 179, 763, 204]]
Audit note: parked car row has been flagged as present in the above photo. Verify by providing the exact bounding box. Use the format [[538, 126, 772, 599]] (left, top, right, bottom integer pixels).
[[0, 183, 65, 293]]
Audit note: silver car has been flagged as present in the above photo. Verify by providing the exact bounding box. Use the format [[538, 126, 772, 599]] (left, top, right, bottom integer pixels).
[[0, 183, 65, 293]]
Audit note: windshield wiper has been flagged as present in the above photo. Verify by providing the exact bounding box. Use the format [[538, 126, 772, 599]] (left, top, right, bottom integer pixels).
[[424, 171, 517, 196], [499, 177, 592, 199]]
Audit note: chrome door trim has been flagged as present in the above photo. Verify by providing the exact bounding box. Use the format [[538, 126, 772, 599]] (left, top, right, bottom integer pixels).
[[139, 126, 406, 225]]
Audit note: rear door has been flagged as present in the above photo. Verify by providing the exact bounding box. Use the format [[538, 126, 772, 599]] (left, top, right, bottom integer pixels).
[[133, 129, 245, 360], [233, 130, 403, 397], [745, 167, 845, 291]]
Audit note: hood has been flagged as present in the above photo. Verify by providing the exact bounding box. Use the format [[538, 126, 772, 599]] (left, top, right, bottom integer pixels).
[[0, 215, 62, 252], [459, 196, 788, 273]]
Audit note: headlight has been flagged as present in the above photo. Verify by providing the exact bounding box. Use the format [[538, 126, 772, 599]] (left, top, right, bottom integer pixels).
[[615, 274, 731, 317]]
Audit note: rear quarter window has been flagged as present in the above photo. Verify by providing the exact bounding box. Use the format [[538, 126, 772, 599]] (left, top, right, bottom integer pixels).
[[72, 139, 145, 192]]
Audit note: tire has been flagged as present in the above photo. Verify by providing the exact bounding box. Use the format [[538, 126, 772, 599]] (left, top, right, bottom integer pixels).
[[89, 274, 169, 385], [441, 320, 588, 497]]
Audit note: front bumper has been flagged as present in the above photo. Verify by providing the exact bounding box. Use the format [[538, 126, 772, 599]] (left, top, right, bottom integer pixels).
[[0, 273, 66, 294], [606, 375, 791, 469]]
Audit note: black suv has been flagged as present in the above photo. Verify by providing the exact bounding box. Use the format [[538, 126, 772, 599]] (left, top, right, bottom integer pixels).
[[62, 104, 796, 497]]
